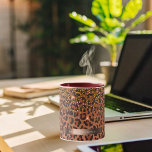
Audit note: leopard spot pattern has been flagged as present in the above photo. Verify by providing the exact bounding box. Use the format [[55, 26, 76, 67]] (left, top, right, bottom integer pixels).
[[60, 87, 105, 141]]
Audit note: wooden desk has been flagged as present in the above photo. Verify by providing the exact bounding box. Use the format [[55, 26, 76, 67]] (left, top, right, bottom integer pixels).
[[0, 76, 152, 152]]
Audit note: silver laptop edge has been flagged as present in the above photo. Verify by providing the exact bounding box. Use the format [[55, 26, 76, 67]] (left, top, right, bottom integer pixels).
[[48, 94, 152, 122], [105, 93, 152, 122]]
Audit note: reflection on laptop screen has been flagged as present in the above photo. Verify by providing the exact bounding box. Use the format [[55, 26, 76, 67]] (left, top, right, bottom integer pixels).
[[112, 34, 152, 106]]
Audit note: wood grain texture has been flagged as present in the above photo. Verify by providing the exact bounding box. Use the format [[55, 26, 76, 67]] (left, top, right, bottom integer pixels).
[[0, 136, 14, 152]]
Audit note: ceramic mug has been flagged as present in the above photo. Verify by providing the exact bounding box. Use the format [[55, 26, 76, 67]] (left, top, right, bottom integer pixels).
[[60, 82, 105, 141]]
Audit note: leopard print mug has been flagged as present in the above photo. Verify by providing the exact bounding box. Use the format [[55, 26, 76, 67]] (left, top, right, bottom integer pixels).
[[60, 82, 105, 141]]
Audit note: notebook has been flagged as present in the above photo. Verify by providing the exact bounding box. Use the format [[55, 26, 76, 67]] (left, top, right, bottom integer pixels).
[[3, 75, 104, 99]]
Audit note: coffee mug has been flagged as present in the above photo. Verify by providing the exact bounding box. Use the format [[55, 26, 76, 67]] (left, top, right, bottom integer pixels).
[[60, 82, 105, 141]]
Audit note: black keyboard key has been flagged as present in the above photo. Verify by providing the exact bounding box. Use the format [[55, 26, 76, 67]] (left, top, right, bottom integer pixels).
[[105, 95, 152, 113]]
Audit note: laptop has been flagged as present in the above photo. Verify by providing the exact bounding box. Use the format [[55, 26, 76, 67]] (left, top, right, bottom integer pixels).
[[49, 34, 152, 122], [105, 34, 152, 121]]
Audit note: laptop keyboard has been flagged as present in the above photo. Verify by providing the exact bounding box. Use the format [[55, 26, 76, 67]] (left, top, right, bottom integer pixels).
[[105, 95, 152, 113]]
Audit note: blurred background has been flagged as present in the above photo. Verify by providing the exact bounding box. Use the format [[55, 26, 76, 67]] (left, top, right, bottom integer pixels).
[[0, 0, 152, 79]]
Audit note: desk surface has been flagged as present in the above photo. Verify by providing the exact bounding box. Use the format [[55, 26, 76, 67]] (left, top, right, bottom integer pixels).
[[0, 76, 152, 152]]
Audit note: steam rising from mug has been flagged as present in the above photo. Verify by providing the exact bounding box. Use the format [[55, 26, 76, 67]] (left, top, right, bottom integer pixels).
[[79, 46, 95, 75]]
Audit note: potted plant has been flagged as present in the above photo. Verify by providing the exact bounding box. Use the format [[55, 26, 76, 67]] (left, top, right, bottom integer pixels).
[[69, 0, 152, 84]]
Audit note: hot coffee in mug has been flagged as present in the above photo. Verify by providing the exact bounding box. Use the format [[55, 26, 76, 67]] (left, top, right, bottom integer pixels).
[[60, 82, 105, 141]]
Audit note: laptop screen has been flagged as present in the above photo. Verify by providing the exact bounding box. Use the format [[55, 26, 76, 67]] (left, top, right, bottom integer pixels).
[[112, 34, 152, 106]]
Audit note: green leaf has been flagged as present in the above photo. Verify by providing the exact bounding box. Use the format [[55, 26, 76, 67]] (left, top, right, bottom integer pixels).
[[79, 27, 96, 32], [109, 0, 122, 17], [91, 0, 110, 20], [102, 34, 125, 45], [69, 12, 96, 27], [105, 18, 123, 28], [70, 33, 101, 44], [70, 33, 108, 48], [69, 32, 125, 48], [100, 18, 124, 31], [121, 0, 142, 20], [79, 26, 108, 36], [130, 11, 152, 28]]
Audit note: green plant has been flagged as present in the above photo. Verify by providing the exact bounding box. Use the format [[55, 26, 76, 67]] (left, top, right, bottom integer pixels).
[[69, 0, 152, 66]]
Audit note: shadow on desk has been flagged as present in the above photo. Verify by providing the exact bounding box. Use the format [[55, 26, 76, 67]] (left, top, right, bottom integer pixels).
[[0, 96, 46, 116], [1, 96, 152, 152], [26, 109, 60, 138], [1, 99, 80, 152], [13, 110, 80, 152]]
